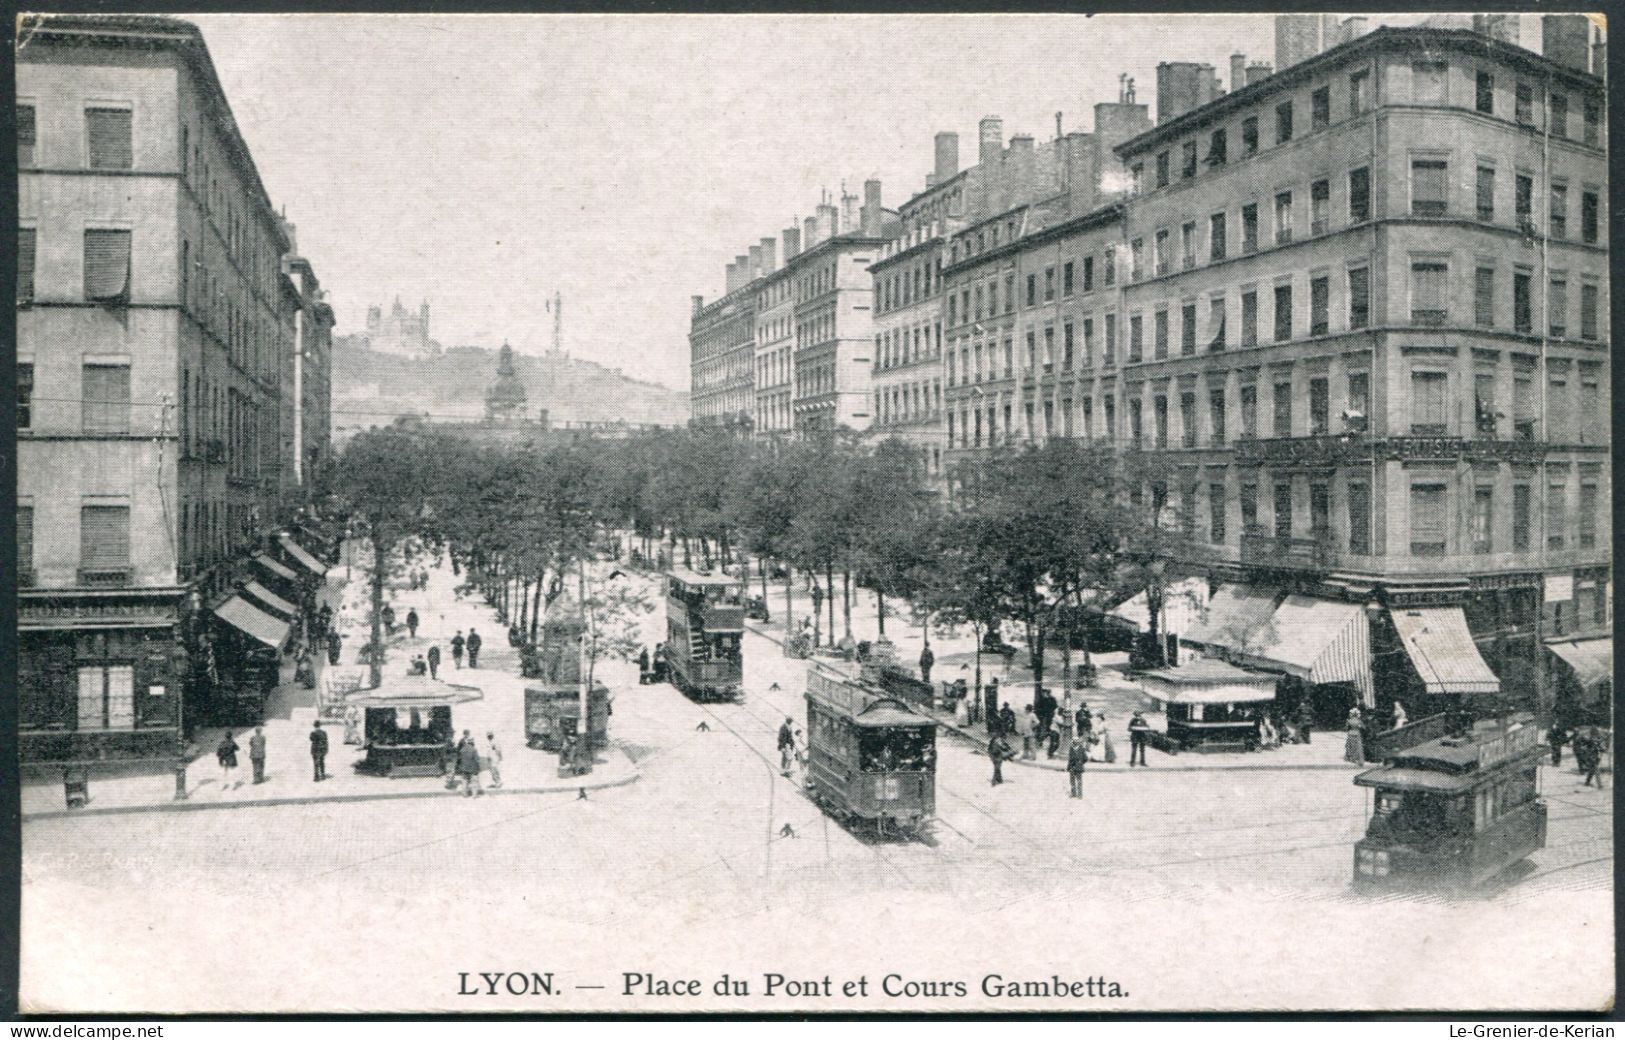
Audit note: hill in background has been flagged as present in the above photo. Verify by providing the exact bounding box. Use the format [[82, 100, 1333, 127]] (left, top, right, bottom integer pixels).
[[331, 336, 689, 434]]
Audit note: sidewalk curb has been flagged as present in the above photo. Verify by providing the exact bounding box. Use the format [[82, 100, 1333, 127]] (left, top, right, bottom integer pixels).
[[744, 620, 1366, 776], [22, 760, 640, 823]]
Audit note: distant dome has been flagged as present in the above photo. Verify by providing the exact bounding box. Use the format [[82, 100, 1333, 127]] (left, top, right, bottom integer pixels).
[[485, 341, 529, 421]]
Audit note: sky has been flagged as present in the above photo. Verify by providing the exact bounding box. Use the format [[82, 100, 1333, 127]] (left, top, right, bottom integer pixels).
[[189, 13, 1454, 391]]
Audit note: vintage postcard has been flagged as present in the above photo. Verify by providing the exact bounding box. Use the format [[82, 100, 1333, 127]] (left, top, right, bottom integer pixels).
[[14, 10, 1613, 1015]]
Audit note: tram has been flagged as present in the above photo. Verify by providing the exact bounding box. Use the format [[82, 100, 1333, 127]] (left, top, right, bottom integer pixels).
[[1352, 713, 1547, 891], [664, 568, 745, 703], [805, 664, 937, 839]]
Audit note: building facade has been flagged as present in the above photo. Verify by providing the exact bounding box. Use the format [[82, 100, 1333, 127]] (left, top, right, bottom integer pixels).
[[17, 15, 331, 764], [1103, 25, 1607, 719], [868, 226, 947, 478], [753, 234, 796, 435], [689, 282, 758, 426], [363, 296, 432, 357]]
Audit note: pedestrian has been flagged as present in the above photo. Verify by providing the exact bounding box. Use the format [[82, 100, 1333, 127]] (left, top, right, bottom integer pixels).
[[1002, 643, 1017, 676], [249, 726, 268, 784], [918, 643, 934, 686], [410, 654, 427, 676], [1548, 723, 1568, 767], [653, 643, 667, 682], [485, 731, 503, 789], [778, 716, 796, 776], [1259, 713, 1279, 749], [1392, 700, 1409, 731], [451, 631, 465, 669], [1046, 716, 1061, 759], [1022, 705, 1039, 760], [382, 604, 396, 635], [793, 727, 809, 785], [1296, 700, 1315, 745], [1076, 704, 1094, 744], [984, 680, 1001, 735], [426, 644, 441, 680], [1128, 711, 1150, 767], [1066, 734, 1088, 798], [1578, 728, 1606, 789], [327, 630, 342, 666], [309, 720, 329, 782], [456, 730, 483, 796], [998, 702, 1016, 742], [1344, 707, 1366, 766], [466, 629, 482, 669], [1097, 713, 1116, 764], [406, 608, 419, 639], [217, 730, 240, 790], [989, 734, 1011, 787], [1058, 691, 1075, 748], [638, 646, 651, 684]]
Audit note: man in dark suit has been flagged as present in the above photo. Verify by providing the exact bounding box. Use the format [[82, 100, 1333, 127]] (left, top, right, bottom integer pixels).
[[1128, 712, 1150, 767], [309, 720, 329, 782], [1297, 700, 1315, 745], [918, 644, 935, 686], [1067, 735, 1088, 797], [466, 629, 482, 669]]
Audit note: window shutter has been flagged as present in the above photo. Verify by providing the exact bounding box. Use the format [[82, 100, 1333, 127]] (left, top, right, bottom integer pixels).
[[84, 229, 132, 301], [18, 229, 35, 299], [86, 108, 133, 169], [83, 364, 130, 434], [78, 667, 106, 731], [17, 104, 35, 163], [80, 505, 131, 570]]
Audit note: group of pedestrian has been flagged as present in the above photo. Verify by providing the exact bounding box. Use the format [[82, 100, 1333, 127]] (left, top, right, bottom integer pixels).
[[1553, 724, 1609, 789], [451, 730, 502, 796], [776, 716, 808, 781], [638, 643, 667, 684], [448, 629, 480, 669]]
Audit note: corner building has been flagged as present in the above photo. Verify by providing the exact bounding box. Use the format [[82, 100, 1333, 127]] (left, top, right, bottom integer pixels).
[[1106, 26, 1607, 721], [16, 16, 331, 763]]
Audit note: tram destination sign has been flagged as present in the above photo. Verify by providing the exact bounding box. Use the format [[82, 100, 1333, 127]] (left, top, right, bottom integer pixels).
[[1476, 721, 1540, 770]]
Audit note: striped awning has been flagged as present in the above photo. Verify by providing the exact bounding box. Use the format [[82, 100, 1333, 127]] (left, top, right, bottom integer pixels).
[[1182, 584, 1281, 651], [215, 596, 291, 650], [254, 553, 299, 582], [279, 535, 328, 576], [243, 580, 298, 618], [1109, 577, 1210, 636], [1390, 607, 1500, 695], [1243, 595, 1374, 706], [1548, 638, 1612, 691]]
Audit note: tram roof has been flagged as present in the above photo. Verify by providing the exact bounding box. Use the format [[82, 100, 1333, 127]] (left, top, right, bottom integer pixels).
[[666, 567, 744, 587]]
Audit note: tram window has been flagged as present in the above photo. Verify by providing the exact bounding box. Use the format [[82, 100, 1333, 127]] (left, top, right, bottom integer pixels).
[[859, 729, 933, 772], [1375, 792, 1403, 815]]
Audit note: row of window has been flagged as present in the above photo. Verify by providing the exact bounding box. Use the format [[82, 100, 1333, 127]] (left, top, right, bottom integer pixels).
[[876, 253, 944, 314], [874, 379, 943, 427], [943, 356, 1604, 450], [875, 322, 944, 371]]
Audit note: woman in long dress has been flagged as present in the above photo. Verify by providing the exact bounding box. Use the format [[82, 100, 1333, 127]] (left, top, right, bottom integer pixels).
[[1096, 713, 1117, 764], [1344, 707, 1366, 765]]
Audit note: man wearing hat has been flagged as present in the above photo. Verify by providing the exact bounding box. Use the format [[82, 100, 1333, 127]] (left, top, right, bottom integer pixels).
[[778, 716, 796, 776], [1128, 711, 1151, 767]]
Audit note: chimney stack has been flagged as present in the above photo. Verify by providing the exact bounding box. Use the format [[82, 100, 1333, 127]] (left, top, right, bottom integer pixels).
[[748, 245, 763, 279], [840, 186, 860, 234], [734, 254, 750, 291], [759, 236, 777, 273], [861, 179, 883, 236], [804, 215, 819, 250], [1230, 53, 1247, 92], [724, 261, 737, 294], [934, 131, 959, 183], [783, 224, 801, 260], [978, 116, 1003, 166], [1246, 62, 1273, 86], [1542, 14, 1593, 73], [691, 294, 705, 317], [816, 201, 838, 242]]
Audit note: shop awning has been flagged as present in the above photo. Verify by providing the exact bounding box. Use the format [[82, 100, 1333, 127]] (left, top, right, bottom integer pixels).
[[279, 535, 328, 577], [254, 553, 299, 582], [1548, 638, 1612, 691], [1242, 595, 1374, 705], [1181, 584, 1281, 651], [1109, 577, 1210, 636], [215, 596, 291, 650], [243, 580, 298, 618], [1389, 607, 1500, 695], [1138, 657, 1278, 705]]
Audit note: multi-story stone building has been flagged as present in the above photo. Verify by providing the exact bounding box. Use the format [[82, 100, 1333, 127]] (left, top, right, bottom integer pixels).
[[689, 266, 758, 427], [754, 228, 797, 435], [16, 15, 331, 763], [1101, 24, 1608, 722]]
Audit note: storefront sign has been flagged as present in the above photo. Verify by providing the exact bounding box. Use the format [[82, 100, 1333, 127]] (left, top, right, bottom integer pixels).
[[1545, 574, 1574, 602]]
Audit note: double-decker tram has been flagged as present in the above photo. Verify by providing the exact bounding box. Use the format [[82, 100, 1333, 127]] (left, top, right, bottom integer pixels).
[[805, 664, 937, 839], [1352, 713, 1547, 891], [664, 568, 745, 703]]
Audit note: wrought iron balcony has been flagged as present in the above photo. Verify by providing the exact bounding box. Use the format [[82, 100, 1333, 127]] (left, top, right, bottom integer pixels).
[[1239, 527, 1335, 571]]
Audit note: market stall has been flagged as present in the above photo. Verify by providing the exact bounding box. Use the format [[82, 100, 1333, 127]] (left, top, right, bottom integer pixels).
[[1138, 657, 1278, 752], [348, 675, 483, 777]]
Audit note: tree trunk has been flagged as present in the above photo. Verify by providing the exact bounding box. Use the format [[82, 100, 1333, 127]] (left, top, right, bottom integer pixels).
[[760, 561, 771, 621], [841, 570, 852, 642], [825, 563, 836, 644], [1030, 620, 1047, 710], [877, 590, 886, 638], [530, 572, 545, 643], [785, 567, 795, 638], [368, 537, 388, 689], [682, 537, 692, 568], [973, 624, 984, 716]]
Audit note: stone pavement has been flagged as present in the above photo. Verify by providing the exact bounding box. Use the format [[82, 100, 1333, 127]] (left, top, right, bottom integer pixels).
[[22, 548, 638, 821]]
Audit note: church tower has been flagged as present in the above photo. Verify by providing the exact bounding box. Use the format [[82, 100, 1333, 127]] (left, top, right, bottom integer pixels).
[[484, 341, 529, 421]]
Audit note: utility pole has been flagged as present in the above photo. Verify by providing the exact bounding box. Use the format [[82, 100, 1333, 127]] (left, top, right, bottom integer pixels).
[[576, 555, 593, 776], [553, 291, 563, 356]]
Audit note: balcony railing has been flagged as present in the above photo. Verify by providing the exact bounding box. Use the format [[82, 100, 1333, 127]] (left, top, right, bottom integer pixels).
[[1240, 528, 1334, 571]]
